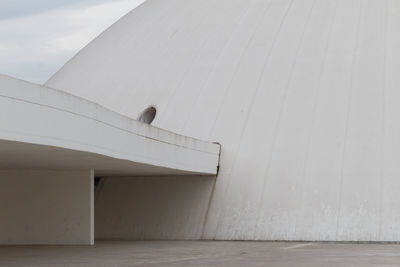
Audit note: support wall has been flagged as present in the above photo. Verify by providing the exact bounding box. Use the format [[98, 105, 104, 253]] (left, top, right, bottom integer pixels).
[[0, 170, 94, 245]]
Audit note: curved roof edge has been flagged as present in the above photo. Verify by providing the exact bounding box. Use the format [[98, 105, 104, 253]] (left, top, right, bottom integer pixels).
[[45, 0, 149, 85], [0, 74, 220, 176]]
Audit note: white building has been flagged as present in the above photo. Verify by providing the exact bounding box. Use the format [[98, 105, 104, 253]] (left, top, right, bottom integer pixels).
[[1, 0, 400, 244]]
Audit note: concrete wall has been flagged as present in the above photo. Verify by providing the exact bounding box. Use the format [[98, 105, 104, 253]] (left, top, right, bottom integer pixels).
[[48, 0, 400, 241], [0, 170, 94, 245], [95, 176, 215, 240]]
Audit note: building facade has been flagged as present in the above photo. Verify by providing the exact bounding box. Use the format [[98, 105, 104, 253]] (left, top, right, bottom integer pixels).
[[1, 0, 400, 243]]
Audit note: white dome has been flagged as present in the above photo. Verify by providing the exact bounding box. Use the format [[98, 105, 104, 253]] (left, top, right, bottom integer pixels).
[[47, 0, 400, 241]]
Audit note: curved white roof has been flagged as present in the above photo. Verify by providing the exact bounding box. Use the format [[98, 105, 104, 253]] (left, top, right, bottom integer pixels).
[[46, 0, 400, 241], [0, 74, 219, 176]]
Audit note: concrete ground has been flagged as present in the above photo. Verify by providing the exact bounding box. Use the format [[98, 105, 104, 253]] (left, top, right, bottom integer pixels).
[[1, 241, 400, 267]]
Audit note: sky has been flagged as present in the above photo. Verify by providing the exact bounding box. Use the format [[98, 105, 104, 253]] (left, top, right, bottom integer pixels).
[[0, 0, 146, 84]]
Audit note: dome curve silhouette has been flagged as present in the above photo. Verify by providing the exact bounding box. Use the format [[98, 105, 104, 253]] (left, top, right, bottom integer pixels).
[[47, 0, 400, 241]]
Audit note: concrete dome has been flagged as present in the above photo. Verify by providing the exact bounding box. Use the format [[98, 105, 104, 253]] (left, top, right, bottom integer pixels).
[[47, 0, 400, 241]]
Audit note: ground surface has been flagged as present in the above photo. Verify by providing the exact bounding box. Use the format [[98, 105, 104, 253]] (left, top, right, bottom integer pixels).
[[1, 241, 400, 266]]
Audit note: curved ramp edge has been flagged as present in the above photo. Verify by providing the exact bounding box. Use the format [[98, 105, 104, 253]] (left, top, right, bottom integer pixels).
[[0, 74, 220, 176]]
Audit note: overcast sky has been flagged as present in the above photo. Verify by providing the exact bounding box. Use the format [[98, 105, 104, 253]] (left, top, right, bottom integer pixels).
[[0, 0, 146, 84]]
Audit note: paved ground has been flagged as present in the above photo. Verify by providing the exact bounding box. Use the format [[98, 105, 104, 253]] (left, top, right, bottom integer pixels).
[[1, 241, 400, 266]]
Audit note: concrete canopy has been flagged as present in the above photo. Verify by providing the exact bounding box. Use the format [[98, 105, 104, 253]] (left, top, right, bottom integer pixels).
[[0, 73, 219, 245], [0, 74, 220, 176]]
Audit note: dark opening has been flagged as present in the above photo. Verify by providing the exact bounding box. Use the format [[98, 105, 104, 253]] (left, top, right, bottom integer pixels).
[[138, 106, 156, 124], [94, 177, 102, 192]]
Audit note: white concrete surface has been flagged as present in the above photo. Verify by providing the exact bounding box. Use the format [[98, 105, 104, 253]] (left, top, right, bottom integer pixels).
[[46, 0, 400, 241], [0, 74, 220, 176], [0, 170, 94, 245]]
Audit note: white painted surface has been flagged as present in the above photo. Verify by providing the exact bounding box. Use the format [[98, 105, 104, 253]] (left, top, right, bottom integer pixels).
[[46, 0, 400, 241], [0, 170, 94, 245], [0, 74, 220, 176]]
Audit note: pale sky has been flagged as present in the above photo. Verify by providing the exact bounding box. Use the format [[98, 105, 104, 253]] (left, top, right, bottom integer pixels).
[[0, 0, 146, 84]]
